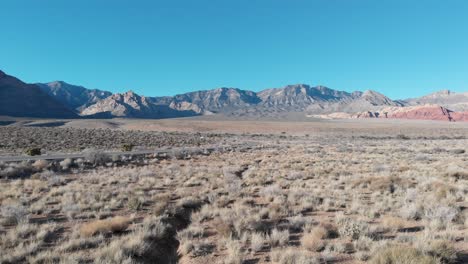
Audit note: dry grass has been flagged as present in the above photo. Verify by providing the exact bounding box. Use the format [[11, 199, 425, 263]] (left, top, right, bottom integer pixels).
[[0, 120, 467, 263], [370, 246, 439, 264], [80, 216, 132, 237], [301, 226, 327, 252], [381, 216, 407, 232]]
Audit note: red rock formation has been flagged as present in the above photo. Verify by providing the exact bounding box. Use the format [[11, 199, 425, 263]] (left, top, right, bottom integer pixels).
[[387, 106, 454, 121], [352, 105, 468, 122], [451, 111, 468, 122]]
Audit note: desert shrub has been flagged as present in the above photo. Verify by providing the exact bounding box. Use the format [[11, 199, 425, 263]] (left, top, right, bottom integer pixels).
[[370, 246, 439, 264], [178, 240, 193, 256], [121, 144, 134, 152], [127, 196, 143, 211], [59, 158, 73, 170], [0, 240, 43, 263], [177, 224, 205, 240], [444, 165, 468, 180], [396, 134, 410, 140], [420, 240, 458, 263], [269, 228, 289, 247], [251, 232, 267, 252], [192, 241, 214, 257], [62, 204, 81, 220], [213, 219, 234, 238], [1, 204, 29, 225], [80, 216, 131, 237], [325, 241, 353, 254], [46, 172, 65, 187], [318, 223, 338, 238], [223, 239, 244, 264], [223, 166, 243, 196], [288, 215, 316, 231], [381, 216, 406, 232], [261, 184, 283, 198], [337, 217, 369, 240], [94, 216, 174, 263], [450, 149, 465, 154], [177, 197, 203, 210], [355, 250, 371, 261], [424, 205, 459, 230], [58, 235, 105, 253], [32, 159, 48, 170], [25, 148, 41, 156], [14, 222, 38, 239], [172, 149, 188, 160], [401, 203, 424, 221], [0, 161, 33, 178], [353, 236, 373, 252], [270, 248, 320, 264], [83, 149, 110, 166], [301, 227, 326, 252]]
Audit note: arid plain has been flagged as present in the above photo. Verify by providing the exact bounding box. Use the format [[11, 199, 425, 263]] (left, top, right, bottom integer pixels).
[[1, 118, 467, 264]]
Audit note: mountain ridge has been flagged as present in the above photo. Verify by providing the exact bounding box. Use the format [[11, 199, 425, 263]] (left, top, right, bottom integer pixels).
[[0, 71, 77, 118], [36, 81, 112, 111], [1, 70, 467, 121]]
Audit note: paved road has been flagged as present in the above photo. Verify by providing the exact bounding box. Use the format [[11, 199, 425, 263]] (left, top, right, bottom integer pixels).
[[0, 144, 259, 162]]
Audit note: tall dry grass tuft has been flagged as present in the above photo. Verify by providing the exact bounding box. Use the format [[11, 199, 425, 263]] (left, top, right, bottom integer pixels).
[[80, 216, 132, 237]]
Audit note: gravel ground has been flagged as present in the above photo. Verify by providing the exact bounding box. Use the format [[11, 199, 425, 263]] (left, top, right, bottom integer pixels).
[[0, 127, 220, 154]]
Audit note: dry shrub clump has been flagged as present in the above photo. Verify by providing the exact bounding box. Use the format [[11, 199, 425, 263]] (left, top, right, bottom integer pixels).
[[94, 216, 175, 263], [301, 226, 328, 252], [80, 216, 132, 237], [270, 248, 319, 264], [0, 123, 467, 264], [370, 246, 439, 264], [251, 232, 267, 253], [381, 216, 406, 232]]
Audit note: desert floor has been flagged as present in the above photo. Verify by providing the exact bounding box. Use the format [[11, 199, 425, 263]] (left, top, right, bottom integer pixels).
[[0, 117, 467, 263]]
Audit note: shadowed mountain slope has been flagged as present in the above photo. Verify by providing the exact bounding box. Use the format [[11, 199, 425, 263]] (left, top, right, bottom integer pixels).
[[0, 71, 77, 118], [36, 81, 112, 111]]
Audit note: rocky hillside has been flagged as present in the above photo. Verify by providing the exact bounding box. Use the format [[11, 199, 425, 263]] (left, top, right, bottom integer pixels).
[[156, 87, 261, 114], [257, 84, 354, 110], [0, 71, 77, 118], [313, 105, 468, 122], [305, 90, 403, 114], [1, 70, 467, 121], [81, 84, 402, 118], [370, 105, 468, 122], [404, 90, 468, 112], [36, 81, 112, 111], [81, 91, 197, 118]]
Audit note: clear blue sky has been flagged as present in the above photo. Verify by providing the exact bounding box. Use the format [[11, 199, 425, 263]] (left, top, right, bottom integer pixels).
[[1, 0, 467, 99]]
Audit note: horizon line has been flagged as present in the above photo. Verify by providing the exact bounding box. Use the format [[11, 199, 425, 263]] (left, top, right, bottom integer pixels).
[[2, 68, 465, 101]]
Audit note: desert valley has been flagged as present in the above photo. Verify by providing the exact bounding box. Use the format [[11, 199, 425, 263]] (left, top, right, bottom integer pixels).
[[1, 70, 468, 123], [2, 1, 468, 262], [1, 69, 468, 264]]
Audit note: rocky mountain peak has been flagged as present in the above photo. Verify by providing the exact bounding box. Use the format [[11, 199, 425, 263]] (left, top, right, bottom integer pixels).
[[125, 90, 137, 96], [2, 70, 467, 121], [360, 90, 398, 106], [46, 81, 67, 88], [425, 89, 452, 97], [0, 70, 78, 118], [404, 89, 468, 112], [36, 81, 113, 112]]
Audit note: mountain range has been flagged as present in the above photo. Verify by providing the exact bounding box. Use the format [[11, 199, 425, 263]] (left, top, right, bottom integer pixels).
[[0, 71, 77, 118], [1, 70, 467, 122]]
